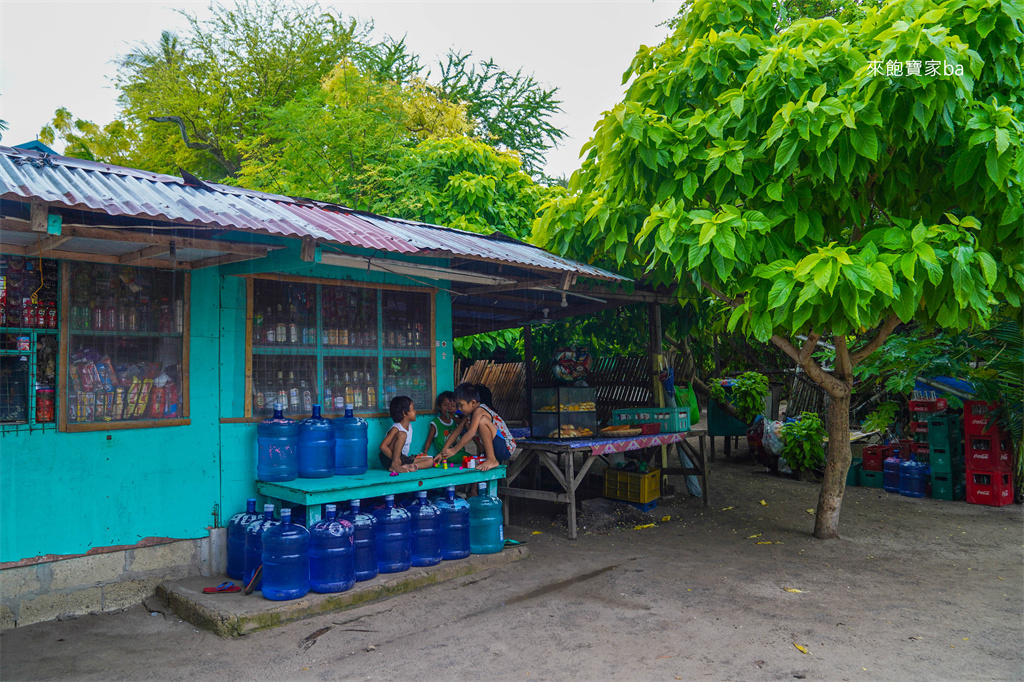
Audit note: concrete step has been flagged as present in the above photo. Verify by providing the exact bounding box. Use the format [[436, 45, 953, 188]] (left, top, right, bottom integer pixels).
[[156, 545, 529, 637]]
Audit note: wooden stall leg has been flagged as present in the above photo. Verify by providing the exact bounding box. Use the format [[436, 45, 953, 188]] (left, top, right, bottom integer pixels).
[[565, 451, 577, 540]]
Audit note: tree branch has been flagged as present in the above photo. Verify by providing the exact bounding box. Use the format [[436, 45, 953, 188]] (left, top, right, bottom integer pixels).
[[834, 333, 852, 385], [850, 314, 901, 365], [701, 281, 743, 308], [798, 332, 820, 366], [770, 333, 801, 364]]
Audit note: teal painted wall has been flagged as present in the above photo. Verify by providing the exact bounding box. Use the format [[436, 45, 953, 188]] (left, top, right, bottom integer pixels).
[[1, 237, 457, 561]]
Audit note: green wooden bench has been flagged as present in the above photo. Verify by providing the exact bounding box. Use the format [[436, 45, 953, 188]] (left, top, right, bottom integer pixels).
[[256, 466, 507, 527]]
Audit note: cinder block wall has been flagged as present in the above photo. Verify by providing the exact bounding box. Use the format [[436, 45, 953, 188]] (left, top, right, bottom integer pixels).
[[0, 530, 225, 629]]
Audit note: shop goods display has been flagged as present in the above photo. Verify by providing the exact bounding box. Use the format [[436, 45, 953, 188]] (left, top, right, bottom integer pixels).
[[531, 386, 597, 440]]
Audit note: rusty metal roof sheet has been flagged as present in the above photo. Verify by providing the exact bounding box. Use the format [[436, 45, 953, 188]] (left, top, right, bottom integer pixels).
[[0, 147, 626, 282]]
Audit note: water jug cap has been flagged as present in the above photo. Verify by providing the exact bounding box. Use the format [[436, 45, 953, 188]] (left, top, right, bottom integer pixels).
[[385, 494, 394, 501], [273, 403, 284, 411], [281, 508, 292, 521], [326, 503, 336, 513], [351, 499, 360, 507], [478, 482, 486, 490], [446, 486, 455, 493], [263, 503, 275, 513], [418, 490, 427, 498]]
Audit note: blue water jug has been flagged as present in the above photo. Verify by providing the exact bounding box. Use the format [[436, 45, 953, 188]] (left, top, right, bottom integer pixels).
[[227, 498, 260, 580], [261, 508, 310, 601], [374, 495, 412, 573], [433, 486, 470, 560], [407, 491, 442, 567], [469, 482, 504, 554], [244, 504, 279, 591], [298, 405, 335, 479], [899, 459, 928, 498], [883, 455, 902, 493], [340, 500, 378, 582], [334, 406, 369, 475], [309, 504, 355, 594], [257, 404, 298, 482]]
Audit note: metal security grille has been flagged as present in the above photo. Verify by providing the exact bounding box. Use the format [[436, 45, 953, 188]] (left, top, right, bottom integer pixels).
[[249, 279, 433, 419]]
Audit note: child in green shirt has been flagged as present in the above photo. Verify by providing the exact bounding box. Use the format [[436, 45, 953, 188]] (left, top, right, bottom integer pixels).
[[420, 391, 467, 465]]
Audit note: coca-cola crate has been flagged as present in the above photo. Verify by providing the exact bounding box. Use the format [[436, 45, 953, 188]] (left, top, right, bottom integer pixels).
[[927, 414, 962, 449], [910, 421, 929, 434], [966, 436, 1012, 472], [910, 442, 931, 457], [908, 398, 947, 413], [966, 471, 1014, 507], [963, 400, 1001, 435], [929, 446, 964, 475], [861, 444, 892, 472]]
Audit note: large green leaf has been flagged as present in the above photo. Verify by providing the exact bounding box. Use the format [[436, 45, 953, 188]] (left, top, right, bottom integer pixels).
[[850, 126, 878, 161]]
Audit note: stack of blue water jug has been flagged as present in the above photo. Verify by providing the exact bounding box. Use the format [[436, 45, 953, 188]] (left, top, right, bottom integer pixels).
[[226, 484, 505, 601], [257, 403, 368, 482]]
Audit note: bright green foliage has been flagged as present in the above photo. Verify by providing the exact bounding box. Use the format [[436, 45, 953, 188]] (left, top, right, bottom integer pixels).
[[781, 412, 828, 470], [709, 371, 769, 423], [862, 401, 900, 433], [535, 0, 1023, 342], [436, 52, 566, 177], [367, 138, 557, 238], [38, 108, 140, 166]]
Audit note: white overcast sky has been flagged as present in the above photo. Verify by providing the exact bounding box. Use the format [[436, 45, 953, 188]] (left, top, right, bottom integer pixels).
[[0, 0, 678, 179]]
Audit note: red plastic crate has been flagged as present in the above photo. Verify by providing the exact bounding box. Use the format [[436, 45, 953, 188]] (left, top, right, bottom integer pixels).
[[963, 400, 1001, 435], [908, 398, 947, 413], [861, 444, 892, 472], [638, 422, 661, 435], [910, 421, 929, 434], [910, 442, 931, 457], [966, 471, 1014, 506], [966, 438, 1013, 472]]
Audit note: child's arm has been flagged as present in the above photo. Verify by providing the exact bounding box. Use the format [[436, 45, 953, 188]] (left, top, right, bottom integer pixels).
[[380, 428, 411, 473], [437, 418, 468, 459], [419, 423, 438, 459], [441, 410, 485, 458]]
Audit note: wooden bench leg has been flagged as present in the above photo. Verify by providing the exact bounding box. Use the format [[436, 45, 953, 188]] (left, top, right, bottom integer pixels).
[[565, 451, 577, 540]]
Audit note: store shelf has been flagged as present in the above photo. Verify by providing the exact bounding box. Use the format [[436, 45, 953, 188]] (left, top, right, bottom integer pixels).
[[68, 330, 183, 338], [1, 327, 59, 334]]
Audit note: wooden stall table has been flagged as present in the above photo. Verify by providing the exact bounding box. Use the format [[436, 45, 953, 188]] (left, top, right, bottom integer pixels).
[[500, 430, 708, 539]]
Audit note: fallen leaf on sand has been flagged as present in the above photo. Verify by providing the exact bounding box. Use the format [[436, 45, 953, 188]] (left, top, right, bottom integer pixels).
[[721, 506, 735, 511], [747, 533, 762, 538], [794, 643, 810, 655], [806, 509, 815, 514], [909, 636, 923, 641], [634, 523, 656, 530], [757, 541, 775, 545], [963, 637, 969, 641], [783, 587, 804, 593], [531, 531, 542, 535], [661, 515, 672, 522], [759, 500, 768, 506]]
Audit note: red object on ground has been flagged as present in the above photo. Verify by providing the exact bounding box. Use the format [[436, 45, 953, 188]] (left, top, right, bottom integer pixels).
[[862, 445, 891, 472], [965, 434, 1013, 472], [965, 471, 1014, 506], [203, 582, 241, 593], [963, 400, 1001, 435]]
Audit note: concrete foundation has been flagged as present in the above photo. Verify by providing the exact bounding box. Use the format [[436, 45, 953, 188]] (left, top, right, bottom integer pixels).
[[157, 545, 530, 637], [0, 529, 226, 628]]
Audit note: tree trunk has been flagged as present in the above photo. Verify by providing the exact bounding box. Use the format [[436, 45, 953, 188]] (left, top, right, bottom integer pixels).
[[813, 390, 852, 539]]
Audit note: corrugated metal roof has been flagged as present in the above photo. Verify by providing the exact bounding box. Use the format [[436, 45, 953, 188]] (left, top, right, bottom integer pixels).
[[0, 147, 626, 282]]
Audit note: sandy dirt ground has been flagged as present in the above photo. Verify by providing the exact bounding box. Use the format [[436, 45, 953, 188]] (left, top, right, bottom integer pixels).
[[3, 448, 1022, 681]]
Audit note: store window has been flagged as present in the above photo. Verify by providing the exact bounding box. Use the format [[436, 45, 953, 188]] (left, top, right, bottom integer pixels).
[[1, 255, 60, 428], [248, 278, 433, 418], [64, 263, 189, 429]]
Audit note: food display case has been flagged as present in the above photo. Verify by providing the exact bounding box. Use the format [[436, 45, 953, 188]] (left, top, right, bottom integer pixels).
[[530, 386, 597, 439]]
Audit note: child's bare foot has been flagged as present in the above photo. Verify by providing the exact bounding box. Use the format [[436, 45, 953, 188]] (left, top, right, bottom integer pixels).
[[478, 457, 501, 472]]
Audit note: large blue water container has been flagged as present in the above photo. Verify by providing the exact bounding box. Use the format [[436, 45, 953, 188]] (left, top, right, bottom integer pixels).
[[298, 405, 334, 479], [309, 504, 355, 594], [883, 455, 902, 493], [340, 500, 378, 582], [244, 504, 279, 591], [257, 404, 298, 482], [407, 491, 442, 567], [433, 486, 471, 560], [469, 482, 504, 554], [899, 459, 928, 498], [374, 495, 411, 573], [334, 406, 368, 475], [227, 498, 260, 580], [261, 508, 310, 601]]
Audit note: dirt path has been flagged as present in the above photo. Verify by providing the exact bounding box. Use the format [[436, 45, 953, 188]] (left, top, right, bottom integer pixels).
[[3, 453, 1021, 681]]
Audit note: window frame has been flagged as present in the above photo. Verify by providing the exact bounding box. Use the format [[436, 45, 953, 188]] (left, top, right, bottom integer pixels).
[[242, 273, 436, 421], [58, 261, 192, 433]]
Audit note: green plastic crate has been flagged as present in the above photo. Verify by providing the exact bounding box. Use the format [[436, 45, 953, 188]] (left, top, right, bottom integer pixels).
[[929, 445, 965, 475], [611, 407, 689, 433], [859, 469, 884, 488], [928, 414, 962, 450], [708, 388, 748, 437], [846, 459, 861, 487], [931, 473, 965, 501]]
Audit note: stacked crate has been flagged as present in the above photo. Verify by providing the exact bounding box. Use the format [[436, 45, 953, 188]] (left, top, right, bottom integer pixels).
[[907, 397, 947, 466], [858, 444, 890, 488], [964, 401, 1015, 507], [928, 414, 965, 500]]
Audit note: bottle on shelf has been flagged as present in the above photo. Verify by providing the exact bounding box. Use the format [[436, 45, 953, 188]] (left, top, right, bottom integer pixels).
[[366, 381, 376, 410], [332, 374, 346, 413], [275, 304, 286, 343], [254, 309, 264, 343], [276, 370, 287, 409], [323, 382, 333, 412], [289, 321, 298, 345], [300, 379, 313, 413], [288, 371, 300, 413]]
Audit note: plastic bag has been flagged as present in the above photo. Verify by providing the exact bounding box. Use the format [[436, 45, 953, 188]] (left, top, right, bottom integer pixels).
[[763, 419, 786, 457]]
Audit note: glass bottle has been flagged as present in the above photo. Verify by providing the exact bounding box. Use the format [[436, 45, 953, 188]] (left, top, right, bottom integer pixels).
[[276, 370, 288, 411], [254, 309, 264, 343], [332, 374, 346, 412], [288, 371, 300, 413], [300, 379, 313, 413], [275, 303, 286, 344]]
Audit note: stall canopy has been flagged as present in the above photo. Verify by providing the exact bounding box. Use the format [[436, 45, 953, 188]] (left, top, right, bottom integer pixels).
[[0, 146, 666, 336]]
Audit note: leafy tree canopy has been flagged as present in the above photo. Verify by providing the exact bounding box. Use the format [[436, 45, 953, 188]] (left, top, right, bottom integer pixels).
[[535, 0, 1023, 537]]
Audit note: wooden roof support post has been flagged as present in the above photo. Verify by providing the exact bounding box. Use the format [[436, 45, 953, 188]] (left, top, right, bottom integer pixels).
[[648, 302, 670, 482], [524, 324, 534, 427]]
